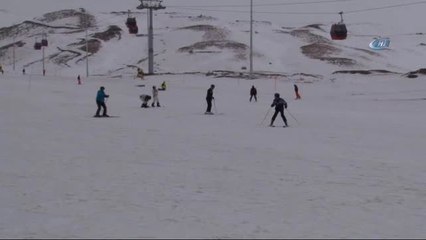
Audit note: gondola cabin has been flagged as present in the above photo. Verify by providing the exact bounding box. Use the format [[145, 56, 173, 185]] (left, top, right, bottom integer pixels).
[[129, 25, 138, 34], [330, 23, 347, 40], [126, 17, 138, 34], [126, 10, 139, 35], [34, 42, 42, 50], [330, 11, 347, 40], [126, 17, 136, 28], [41, 39, 48, 47]]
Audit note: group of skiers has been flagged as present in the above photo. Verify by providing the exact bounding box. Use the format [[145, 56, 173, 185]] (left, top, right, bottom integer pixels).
[[95, 79, 301, 127], [249, 84, 300, 102], [204, 83, 301, 127], [140, 81, 166, 108], [3, 62, 300, 126], [95, 81, 167, 117], [140, 85, 161, 108], [0, 65, 26, 75]]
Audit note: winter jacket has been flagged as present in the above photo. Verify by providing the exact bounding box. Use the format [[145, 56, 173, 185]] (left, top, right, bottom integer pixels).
[[96, 89, 109, 102], [250, 87, 257, 95], [140, 94, 151, 102], [152, 88, 159, 98], [206, 88, 214, 100], [271, 97, 287, 110]]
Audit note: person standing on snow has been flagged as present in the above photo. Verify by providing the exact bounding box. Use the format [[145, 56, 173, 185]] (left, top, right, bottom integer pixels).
[[250, 85, 257, 102], [205, 84, 215, 114], [294, 84, 301, 100], [151, 86, 160, 107], [270, 93, 288, 127], [94, 86, 109, 117]]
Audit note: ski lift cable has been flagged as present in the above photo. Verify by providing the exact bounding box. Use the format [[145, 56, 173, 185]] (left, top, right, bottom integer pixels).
[[167, 7, 335, 15], [344, 0, 426, 14], [3, 0, 424, 27], [166, 0, 426, 16], [167, 0, 356, 8]]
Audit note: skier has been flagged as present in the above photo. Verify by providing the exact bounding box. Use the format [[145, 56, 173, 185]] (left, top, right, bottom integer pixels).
[[77, 75, 81, 85], [294, 84, 301, 100], [94, 86, 109, 117], [22, 68, 25, 75], [140, 94, 151, 108], [0, 64, 3, 74], [151, 86, 160, 107], [270, 93, 288, 127], [205, 84, 215, 114], [158, 81, 166, 91], [250, 85, 257, 102]]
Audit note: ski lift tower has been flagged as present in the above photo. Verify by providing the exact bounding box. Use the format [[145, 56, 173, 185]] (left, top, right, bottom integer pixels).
[[137, 0, 165, 75], [80, 8, 90, 77]]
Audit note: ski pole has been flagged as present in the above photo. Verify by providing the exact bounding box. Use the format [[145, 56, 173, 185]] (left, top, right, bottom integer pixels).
[[286, 109, 299, 125], [213, 99, 218, 113], [259, 107, 272, 125]]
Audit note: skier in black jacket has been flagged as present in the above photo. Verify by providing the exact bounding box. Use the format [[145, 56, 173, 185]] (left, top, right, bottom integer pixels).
[[250, 85, 257, 102], [270, 93, 288, 127], [205, 84, 215, 114]]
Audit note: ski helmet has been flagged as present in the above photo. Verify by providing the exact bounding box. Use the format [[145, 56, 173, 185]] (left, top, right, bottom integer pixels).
[[274, 93, 280, 98]]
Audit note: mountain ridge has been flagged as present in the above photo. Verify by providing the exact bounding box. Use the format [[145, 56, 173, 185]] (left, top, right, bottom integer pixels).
[[0, 4, 425, 78]]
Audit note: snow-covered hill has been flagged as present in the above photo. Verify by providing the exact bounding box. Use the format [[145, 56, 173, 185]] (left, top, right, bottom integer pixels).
[[1, 0, 426, 78]]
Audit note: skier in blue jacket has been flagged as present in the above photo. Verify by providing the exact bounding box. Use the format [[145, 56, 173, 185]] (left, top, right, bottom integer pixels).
[[95, 86, 109, 117], [270, 93, 288, 127]]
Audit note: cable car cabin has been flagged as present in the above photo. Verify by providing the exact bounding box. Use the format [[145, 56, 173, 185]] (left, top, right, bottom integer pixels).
[[330, 11, 347, 40], [34, 42, 42, 50], [41, 39, 48, 47], [129, 25, 138, 34], [126, 17, 137, 28], [330, 23, 347, 40], [126, 17, 138, 34]]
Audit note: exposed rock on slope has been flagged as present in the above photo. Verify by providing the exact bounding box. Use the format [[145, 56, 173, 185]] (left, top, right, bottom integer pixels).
[[92, 25, 122, 41], [332, 69, 398, 75], [402, 68, 426, 78], [178, 24, 248, 60]]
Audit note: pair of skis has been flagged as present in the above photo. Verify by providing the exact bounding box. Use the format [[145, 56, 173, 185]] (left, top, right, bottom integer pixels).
[[269, 125, 288, 128], [93, 115, 119, 118]]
